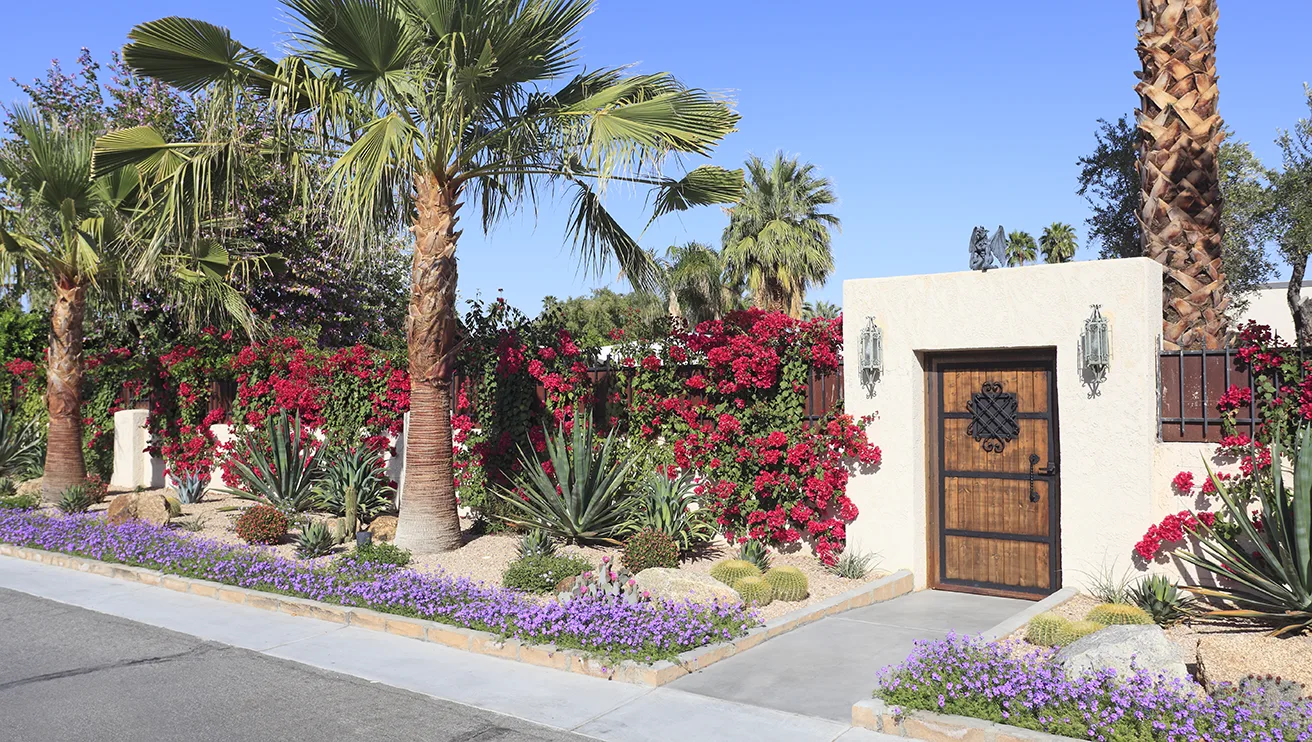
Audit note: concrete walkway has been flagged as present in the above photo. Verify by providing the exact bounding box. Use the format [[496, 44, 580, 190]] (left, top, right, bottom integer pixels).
[[0, 555, 898, 742], [670, 590, 1030, 722]]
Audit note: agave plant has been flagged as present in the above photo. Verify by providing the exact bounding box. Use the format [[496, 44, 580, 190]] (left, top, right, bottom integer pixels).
[[0, 408, 42, 480], [1131, 574, 1196, 627], [222, 411, 325, 513], [314, 447, 396, 521], [494, 413, 636, 546], [1178, 425, 1312, 635], [622, 472, 714, 553], [171, 472, 206, 505]]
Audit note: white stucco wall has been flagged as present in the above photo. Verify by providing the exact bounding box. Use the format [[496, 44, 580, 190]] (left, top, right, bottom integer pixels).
[[1237, 284, 1295, 340], [842, 258, 1164, 593]]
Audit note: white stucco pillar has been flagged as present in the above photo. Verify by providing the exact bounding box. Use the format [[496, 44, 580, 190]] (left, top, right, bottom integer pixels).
[[110, 409, 164, 489]]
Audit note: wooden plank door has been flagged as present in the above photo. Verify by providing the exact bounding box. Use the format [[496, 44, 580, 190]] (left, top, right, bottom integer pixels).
[[927, 352, 1060, 599]]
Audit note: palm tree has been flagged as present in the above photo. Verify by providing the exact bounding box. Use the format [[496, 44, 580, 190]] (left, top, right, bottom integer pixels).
[[656, 241, 731, 324], [1040, 223, 1078, 264], [112, 0, 742, 552], [801, 299, 840, 320], [1137, 0, 1225, 349], [722, 152, 838, 318], [1005, 230, 1037, 266]]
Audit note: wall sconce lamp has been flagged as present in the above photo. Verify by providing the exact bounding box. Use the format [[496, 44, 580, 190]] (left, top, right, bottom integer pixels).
[[1081, 304, 1110, 396], [860, 316, 883, 396]]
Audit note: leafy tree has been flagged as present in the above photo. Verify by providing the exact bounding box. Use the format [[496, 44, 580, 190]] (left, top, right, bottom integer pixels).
[[541, 289, 665, 348], [1039, 222, 1078, 264], [801, 299, 840, 319], [1217, 140, 1277, 316], [1076, 116, 1140, 260], [114, 0, 743, 551], [723, 152, 838, 317], [1005, 230, 1037, 266], [655, 241, 741, 324], [1272, 89, 1312, 344]]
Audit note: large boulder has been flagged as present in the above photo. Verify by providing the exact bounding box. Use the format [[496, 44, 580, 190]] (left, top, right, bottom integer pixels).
[[634, 568, 742, 605], [104, 492, 172, 527], [1056, 624, 1190, 684], [367, 515, 398, 542]]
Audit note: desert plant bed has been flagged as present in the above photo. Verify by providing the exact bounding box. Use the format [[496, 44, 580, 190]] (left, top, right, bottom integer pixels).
[[0, 509, 756, 663], [1014, 592, 1312, 691], [876, 633, 1312, 742]]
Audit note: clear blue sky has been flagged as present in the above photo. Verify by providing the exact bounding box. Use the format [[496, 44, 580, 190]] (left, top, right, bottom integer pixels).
[[2, 1, 1310, 312]]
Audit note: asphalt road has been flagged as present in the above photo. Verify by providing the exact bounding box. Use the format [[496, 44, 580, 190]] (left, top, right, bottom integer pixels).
[[0, 587, 591, 742]]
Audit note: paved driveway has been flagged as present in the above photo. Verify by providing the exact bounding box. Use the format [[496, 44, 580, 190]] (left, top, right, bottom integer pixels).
[[670, 589, 1030, 722]]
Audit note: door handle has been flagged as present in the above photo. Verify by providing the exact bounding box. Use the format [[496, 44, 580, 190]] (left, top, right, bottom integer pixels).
[[1027, 454, 1055, 503]]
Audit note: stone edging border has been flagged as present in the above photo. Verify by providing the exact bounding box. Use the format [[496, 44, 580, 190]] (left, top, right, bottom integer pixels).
[[0, 542, 912, 686], [852, 698, 1083, 741], [980, 586, 1079, 641]]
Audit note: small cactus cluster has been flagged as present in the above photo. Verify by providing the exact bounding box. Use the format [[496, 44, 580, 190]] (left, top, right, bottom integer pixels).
[[1237, 674, 1309, 704], [710, 559, 761, 587], [1025, 612, 1069, 647], [557, 556, 644, 606], [1086, 603, 1153, 626], [1056, 620, 1106, 645], [335, 485, 359, 544], [734, 575, 774, 606], [737, 539, 772, 571], [763, 566, 808, 601]]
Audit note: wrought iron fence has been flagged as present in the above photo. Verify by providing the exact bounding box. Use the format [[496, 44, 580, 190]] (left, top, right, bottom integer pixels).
[[1158, 348, 1259, 443]]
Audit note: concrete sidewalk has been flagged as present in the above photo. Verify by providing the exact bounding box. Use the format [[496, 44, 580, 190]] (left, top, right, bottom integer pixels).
[[0, 555, 897, 742], [671, 590, 1030, 722]]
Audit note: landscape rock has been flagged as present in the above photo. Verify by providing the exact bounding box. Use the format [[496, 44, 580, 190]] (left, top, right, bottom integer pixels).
[[1056, 624, 1191, 684], [104, 492, 172, 527], [634, 568, 742, 605], [368, 515, 398, 542]]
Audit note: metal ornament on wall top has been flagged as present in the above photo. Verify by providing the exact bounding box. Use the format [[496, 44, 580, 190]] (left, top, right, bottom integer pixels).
[[966, 381, 1020, 453], [968, 226, 1008, 272]]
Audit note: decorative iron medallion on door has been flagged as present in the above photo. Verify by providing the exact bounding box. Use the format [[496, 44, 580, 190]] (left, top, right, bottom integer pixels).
[[965, 381, 1019, 453]]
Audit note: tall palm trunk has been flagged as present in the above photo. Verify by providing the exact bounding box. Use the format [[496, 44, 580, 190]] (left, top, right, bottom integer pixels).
[[43, 279, 88, 501], [394, 173, 464, 552], [1136, 0, 1226, 350]]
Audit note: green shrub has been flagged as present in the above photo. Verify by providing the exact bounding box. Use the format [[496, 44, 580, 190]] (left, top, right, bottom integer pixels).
[[352, 540, 412, 568], [0, 492, 39, 510], [518, 529, 556, 558], [710, 559, 761, 587], [1025, 612, 1069, 647], [826, 549, 880, 579], [1130, 574, 1196, 626], [0, 478, 15, 499], [296, 520, 337, 558], [621, 473, 714, 553], [1055, 620, 1105, 645], [223, 411, 325, 513], [734, 576, 773, 606], [493, 413, 635, 545], [763, 566, 808, 601], [502, 554, 591, 594], [1086, 603, 1153, 626], [57, 485, 94, 514], [0, 408, 42, 480], [621, 527, 680, 573], [737, 539, 771, 572], [235, 505, 289, 545]]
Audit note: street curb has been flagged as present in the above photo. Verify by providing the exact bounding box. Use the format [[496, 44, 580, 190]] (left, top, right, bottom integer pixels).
[[853, 698, 1083, 741], [0, 543, 911, 686], [980, 587, 1080, 641]]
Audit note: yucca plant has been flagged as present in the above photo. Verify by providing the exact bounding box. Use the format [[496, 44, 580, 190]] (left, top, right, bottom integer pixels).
[[223, 411, 325, 513], [1177, 425, 1312, 635], [621, 472, 714, 553], [493, 413, 636, 545], [0, 408, 42, 480], [315, 447, 396, 521]]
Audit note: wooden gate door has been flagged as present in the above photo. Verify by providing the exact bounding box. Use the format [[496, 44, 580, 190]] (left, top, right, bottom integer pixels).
[[927, 351, 1060, 598]]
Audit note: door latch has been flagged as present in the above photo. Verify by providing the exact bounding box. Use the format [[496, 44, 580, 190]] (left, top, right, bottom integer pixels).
[[1027, 454, 1056, 503]]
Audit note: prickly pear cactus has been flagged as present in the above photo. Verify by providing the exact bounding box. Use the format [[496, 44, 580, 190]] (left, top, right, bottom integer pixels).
[[556, 556, 643, 606], [1086, 603, 1153, 626], [1025, 612, 1069, 647], [1056, 620, 1106, 645], [1238, 674, 1309, 705], [710, 559, 761, 587], [762, 566, 808, 601], [734, 575, 774, 606]]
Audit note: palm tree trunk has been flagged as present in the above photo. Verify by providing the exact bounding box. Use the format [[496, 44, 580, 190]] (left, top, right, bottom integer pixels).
[[394, 173, 464, 552], [42, 279, 88, 501], [1137, 0, 1226, 350]]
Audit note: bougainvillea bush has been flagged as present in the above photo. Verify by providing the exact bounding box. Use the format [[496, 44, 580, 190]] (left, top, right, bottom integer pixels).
[[877, 633, 1312, 742], [0, 510, 756, 661], [612, 310, 880, 565]]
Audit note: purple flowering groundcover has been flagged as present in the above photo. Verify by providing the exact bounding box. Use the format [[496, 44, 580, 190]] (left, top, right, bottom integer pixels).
[[0, 510, 757, 662], [877, 633, 1312, 742]]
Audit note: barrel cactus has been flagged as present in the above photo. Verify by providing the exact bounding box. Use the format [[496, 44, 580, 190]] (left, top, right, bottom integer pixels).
[[710, 559, 761, 587], [1025, 612, 1069, 647], [1056, 620, 1106, 645], [763, 566, 808, 601], [1086, 603, 1152, 626], [734, 575, 774, 606]]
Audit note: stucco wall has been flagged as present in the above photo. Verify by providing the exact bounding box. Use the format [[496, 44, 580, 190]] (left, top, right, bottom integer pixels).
[[1238, 284, 1295, 340], [842, 258, 1163, 592]]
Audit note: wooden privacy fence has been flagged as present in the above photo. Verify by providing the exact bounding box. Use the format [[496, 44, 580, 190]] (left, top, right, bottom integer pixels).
[[1159, 348, 1259, 443]]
